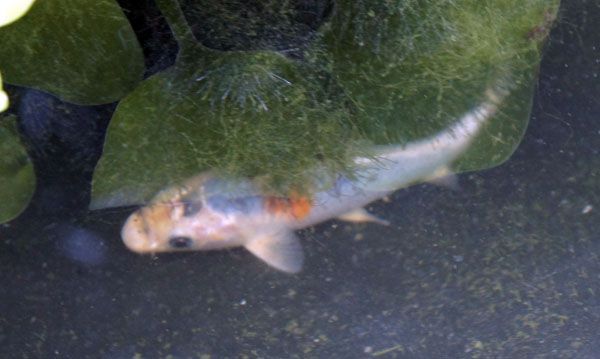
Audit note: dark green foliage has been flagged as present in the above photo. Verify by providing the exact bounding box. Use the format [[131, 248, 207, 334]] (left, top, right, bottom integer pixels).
[[0, 0, 144, 105], [0, 115, 34, 222], [0, 0, 560, 213]]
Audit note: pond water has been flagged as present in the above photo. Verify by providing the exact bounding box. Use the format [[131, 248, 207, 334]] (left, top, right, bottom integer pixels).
[[1, 1, 599, 357]]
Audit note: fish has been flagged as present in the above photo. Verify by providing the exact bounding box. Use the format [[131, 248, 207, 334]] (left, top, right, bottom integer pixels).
[[121, 84, 508, 273]]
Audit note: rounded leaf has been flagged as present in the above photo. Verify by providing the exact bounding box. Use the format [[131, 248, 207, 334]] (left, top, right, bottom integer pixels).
[[91, 50, 357, 208], [321, 0, 559, 169], [0, 0, 144, 105], [0, 115, 35, 223], [92, 0, 559, 208]]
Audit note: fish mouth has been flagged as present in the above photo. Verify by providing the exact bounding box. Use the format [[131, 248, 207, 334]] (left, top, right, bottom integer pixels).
[[121, 210, 160, 253]]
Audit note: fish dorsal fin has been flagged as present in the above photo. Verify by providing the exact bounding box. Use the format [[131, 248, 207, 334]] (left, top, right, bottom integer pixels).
[[337, 208, 390, 226], [244, 230, 304, 273]]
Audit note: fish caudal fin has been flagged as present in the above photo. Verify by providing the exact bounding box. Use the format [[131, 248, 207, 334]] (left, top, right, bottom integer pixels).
[[337, 208, 390, 226], [244, 230, 304, 273]]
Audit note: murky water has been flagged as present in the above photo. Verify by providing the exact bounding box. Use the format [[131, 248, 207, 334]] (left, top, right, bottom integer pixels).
[[2, 1, 599, 357]]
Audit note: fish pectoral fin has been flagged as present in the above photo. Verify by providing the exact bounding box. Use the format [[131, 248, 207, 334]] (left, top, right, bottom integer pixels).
[[424, 166, 460, 190], [337, 208, 390, 226], [244, 229, 304, 273]]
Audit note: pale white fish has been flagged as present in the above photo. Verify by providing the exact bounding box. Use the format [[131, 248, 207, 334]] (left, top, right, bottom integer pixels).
[[121, 85, 508, 273]]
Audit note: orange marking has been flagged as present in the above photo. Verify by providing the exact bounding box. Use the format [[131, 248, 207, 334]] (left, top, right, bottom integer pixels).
[[265, 197, 288, 216], [289, 195, 311, 219], [265, 193, 312, 220]]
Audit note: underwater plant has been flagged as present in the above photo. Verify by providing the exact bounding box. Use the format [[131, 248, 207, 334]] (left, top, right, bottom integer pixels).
[[0, 0, 38, 221], [0, 0, 559, 222]]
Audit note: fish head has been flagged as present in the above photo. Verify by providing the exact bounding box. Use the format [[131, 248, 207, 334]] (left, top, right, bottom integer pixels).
[[121, 176, 246, 253], [121, 199, 246, 253]]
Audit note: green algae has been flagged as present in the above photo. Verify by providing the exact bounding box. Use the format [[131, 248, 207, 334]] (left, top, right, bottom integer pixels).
[[0, 0, 144, 105], [321, 0, 558, 170], [92, 49, 360, 207], [0, 0, 558, 211], [0, 0, 560, 218], [92, 0, 559, 207]]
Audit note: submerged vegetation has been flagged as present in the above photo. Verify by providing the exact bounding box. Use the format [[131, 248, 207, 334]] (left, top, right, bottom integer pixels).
[[0, 116, 34, 222], [0, 0, 559, 220]]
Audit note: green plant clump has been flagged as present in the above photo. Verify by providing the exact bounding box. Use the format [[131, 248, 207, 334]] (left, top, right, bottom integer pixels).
[[0, 116, 35, 222], [0, 0, 559, 215], [93, 0, 558, 208], [92, 50, 363, 207], [322, 0, 558, 170]]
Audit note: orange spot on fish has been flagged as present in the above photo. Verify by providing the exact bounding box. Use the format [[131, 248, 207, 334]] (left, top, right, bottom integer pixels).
[[265, 193, 312, 220], [289, 195, 311, 219]]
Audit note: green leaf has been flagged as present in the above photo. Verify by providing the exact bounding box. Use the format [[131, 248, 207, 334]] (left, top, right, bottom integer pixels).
[[455, 65, 537, 172], [91, 49, 357, 208], [0, 115, 35, 223], [92, 0, 559, 209], [321, 0, 559, 168], [0, 0, 144, 105]]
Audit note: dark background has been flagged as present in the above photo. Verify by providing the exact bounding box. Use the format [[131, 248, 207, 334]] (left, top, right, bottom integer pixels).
[[1, 1, 599, 357]]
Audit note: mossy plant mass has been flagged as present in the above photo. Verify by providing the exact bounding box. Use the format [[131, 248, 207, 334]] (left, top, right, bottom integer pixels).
[[0, 0, 559, 220]]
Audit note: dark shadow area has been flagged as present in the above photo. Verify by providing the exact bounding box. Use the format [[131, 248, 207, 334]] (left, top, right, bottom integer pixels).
[[179, 0, 333, 57]]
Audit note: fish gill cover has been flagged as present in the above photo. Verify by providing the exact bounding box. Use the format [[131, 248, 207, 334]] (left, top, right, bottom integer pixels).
[[0, 0, 559, 220]]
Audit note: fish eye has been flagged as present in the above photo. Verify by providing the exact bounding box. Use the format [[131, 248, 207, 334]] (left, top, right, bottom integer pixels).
[[182, 201, 202, 217], [168, 236, 193, 249]]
